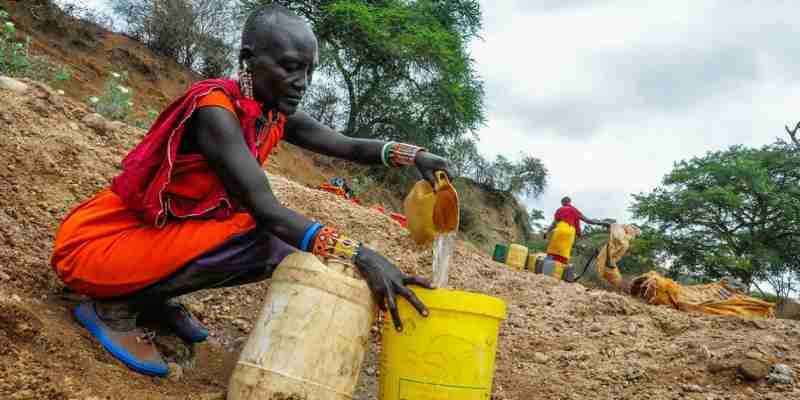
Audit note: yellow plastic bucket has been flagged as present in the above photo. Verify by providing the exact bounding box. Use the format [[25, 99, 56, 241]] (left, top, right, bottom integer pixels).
[[379, 288, 507, 399], [505, 244, 528, 270]]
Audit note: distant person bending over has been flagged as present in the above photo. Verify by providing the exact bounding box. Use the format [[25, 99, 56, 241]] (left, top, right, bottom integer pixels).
[[50, 4, 450, 378], [543, 196, 611, 266]]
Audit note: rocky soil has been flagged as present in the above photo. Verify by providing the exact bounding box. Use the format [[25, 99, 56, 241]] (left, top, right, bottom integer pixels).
[[1, 79, 800, 400]]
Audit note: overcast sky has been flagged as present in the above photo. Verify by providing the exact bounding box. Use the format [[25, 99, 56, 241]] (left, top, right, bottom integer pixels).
[[76, 1, 799, 225], [470, 0, 800, 224]]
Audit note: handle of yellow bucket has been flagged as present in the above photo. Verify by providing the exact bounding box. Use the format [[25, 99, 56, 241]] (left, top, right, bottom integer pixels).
[[434, 170, 450, 191]]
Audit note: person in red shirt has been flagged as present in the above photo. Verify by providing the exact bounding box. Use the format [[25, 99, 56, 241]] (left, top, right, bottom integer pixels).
[[544, 196, 612, 264]]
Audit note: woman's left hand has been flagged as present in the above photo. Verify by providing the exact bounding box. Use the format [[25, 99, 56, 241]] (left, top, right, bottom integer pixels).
[[414, 151, 453, 187]]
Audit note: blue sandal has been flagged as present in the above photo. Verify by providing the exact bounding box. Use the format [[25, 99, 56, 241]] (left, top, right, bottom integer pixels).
[[74, 301, 169, 377]]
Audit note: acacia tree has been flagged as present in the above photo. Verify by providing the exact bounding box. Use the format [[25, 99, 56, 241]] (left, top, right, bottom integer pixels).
[[631, 142, 800, 299]]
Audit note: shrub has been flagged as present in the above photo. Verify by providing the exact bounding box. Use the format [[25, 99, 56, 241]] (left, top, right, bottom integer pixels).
[[134, 109, 159, 130], [0, 10, 32, 76], [90, 71, 135, 121], [54, 64, 72, 81]]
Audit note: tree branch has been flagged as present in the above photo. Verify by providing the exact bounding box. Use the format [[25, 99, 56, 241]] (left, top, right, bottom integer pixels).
[[786, 121, 800, 149], [330, 44, 357, 135]]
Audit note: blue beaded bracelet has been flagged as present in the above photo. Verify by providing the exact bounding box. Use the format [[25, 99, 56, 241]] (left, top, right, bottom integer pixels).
[[301, 222, 323, 252]]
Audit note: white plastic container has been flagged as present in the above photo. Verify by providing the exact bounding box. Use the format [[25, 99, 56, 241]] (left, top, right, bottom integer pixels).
[[227, 252, 375, 400]]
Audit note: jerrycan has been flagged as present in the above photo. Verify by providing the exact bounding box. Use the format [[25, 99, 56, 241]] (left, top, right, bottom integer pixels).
[[505, 244, 528, 270], [227, 252, 375, 400], [492, 244, 509, 263], [539, 256, 566, 280], [404, 171, 460, 245]]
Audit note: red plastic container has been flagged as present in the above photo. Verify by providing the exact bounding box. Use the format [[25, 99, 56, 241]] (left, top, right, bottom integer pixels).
[[390, 212, 408, 228]]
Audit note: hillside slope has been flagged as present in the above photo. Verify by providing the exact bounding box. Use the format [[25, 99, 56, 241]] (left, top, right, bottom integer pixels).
[[1, 78, 800, 399]]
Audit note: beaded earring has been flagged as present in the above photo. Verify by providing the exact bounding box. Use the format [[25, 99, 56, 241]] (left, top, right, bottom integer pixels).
[[239, 61, 254, 99]]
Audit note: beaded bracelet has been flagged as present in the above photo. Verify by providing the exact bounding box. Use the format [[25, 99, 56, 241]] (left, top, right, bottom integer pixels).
[[381, 142, 425, 167], [380, 142, 395, 167], [311, 226, 361, 262]]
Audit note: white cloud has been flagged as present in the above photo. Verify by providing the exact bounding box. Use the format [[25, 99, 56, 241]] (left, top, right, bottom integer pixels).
[[470, 0, 800, 224]]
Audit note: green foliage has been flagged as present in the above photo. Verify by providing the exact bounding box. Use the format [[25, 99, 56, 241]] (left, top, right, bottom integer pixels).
[[0, 8, 76, 83], [525, 236, 547, 253], [90, 71, 135, 122], [466, 152, 548, 197], [617, 227, 669, 277], [54, 64, 72, 81], [529, 208, 545, 232], [631, 142, 800, 299], [0, 11, 32, 76], [134, 109, 159, 130]]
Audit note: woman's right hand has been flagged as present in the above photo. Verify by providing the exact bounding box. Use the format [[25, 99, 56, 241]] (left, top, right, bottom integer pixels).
[[352, 246, 433, 332]]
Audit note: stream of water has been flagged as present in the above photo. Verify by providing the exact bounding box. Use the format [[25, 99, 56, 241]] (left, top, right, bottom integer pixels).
[[431, 231, 456, 288]]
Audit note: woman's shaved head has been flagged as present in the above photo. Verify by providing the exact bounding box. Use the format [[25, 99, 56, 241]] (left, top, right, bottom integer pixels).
[[241, 4, 308, 53], [238, 4, 317, 115]]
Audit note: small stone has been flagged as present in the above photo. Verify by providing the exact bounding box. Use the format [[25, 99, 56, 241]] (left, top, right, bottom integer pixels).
[[11, 294, 21, 302], [767, 373, 794, 385], [0, 76, 28, 94], [744, 387, 755, 396], [708, 360, 732, 374], [365, 367, 376, 376], [745, 351, 763, 360], [82, 113, 107, 132], [533, 352, 549, 364], [767, 363, 795, 385], [0, 270, 10, 281], [738, 359, 771, 381], [105, 120, 126, 132], [771, 364, 795, 377], [167, 362, 183, 382], [232, 318, 251, 333], [182, 298, 205, 317], [682, 384, 704, 393], [68, 122, 79, 131]]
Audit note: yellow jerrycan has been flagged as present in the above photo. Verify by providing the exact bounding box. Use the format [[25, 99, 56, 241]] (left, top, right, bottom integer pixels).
[[505, 244, 528, 270], [404, 171, 459, 245], [227, 252, 375, 400]]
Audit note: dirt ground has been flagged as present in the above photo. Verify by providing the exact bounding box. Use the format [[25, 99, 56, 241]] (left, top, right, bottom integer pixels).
[[1, 79, 800, 400]]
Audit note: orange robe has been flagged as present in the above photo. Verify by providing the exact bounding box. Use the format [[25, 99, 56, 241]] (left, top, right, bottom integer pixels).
[[51, 91, 282, 298]]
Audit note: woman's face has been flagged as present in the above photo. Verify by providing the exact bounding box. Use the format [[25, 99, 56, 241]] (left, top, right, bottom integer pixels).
[[244, 20, 317, 115]]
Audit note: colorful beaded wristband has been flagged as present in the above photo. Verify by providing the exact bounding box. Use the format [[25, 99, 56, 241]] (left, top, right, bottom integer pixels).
[[381, 142, 425, 167], [311, 226, 361, 262]]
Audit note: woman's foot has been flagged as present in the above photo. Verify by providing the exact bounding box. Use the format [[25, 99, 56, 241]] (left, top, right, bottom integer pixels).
[[140, 300, 208, 343], [73, 301, 169, 377]]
